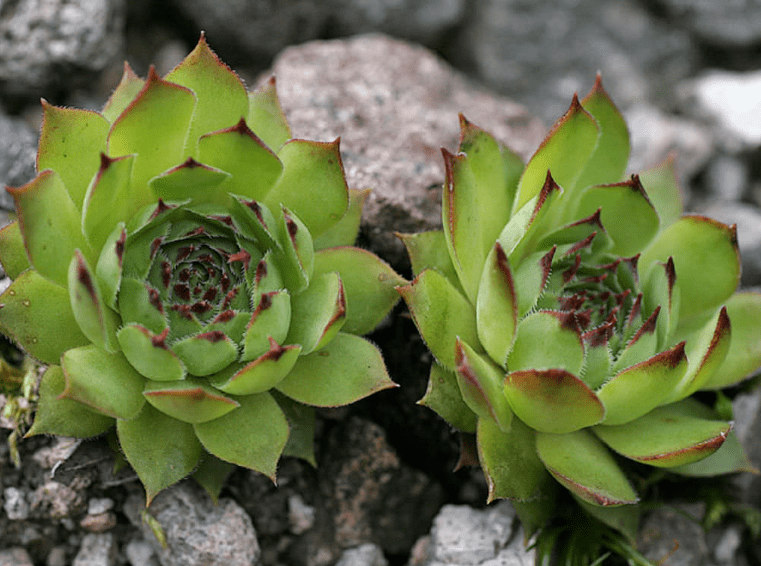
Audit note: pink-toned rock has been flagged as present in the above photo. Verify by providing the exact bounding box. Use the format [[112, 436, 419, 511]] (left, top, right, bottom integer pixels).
[[264, 34, 545, 267]]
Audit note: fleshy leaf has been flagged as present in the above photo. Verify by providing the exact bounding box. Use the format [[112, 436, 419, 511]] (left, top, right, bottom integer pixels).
[[68, 250, 120, 353], [116, 324, 186, 382], [514, 96, 599, 212], [504, 369, 604, 434], [419, 361, 477, 433], [594, 403, 731, 468], [287, 272, 346, 354], [313, 188, 368, 250], [265, 139, 349, 238], [171, 331, 239, 376], [210, 338, 301, 395], [61, 345, 146, 420], [670, 430, 756, 476], [192, 455, 236, 503], [596, 342, 688, 426], [165, 34, 249, 156], [455, 338, 513, 431], [37, 101, 110, 208], [639, 154, 683, 229], [276, 332, 397, 407], [0, 269, 88, 364], [477, 416, 551, 502], [82, 154, 138, 254], [143, 377, 239, 424], [642, 258, 680, 350], [247, 76, 292, 152], [108, 66, 196, 208], [312, 246, 405, 336], [639, 216, 740, 326], [194, 391, 289, 481], [0, 221, 31, 279], [397, 230, 460, 284], [26, 365, 114, 438], [536, 429, 639, 506], [148, 158, 230, 205], [702, 292, 761, 389], [276, 207, 314, 294], [95, 224, 126, 310], [117, 403, 203, 504], [241, 290, 291, 361], [118, 278, 169, 336], [8, 170, 92, 286], [476, 242, 518, 367], [102, 63, 145, 123], [198, 119, 283, 203], [573, 176, 658, 257], [272, 390, 316, 466], [507, 311, 585, 374], [398, 269, 480, 370]]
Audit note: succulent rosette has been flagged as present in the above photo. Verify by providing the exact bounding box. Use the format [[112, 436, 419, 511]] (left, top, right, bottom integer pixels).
[[398, 77, 761, 535], [0, 37, 403, 501]]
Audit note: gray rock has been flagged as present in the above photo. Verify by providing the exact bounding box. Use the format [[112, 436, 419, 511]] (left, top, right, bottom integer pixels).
[[454, 0, 697, 124], [0, 0, 125, 99], [0, 113, 37, 209], [0, 548, 33, 566], [705, 155, 748, 202], [637, 503, 715, 566], [415, 502, 533, 566], [287, 494, 315, 535], [730, 389, 761, 505], [697, 200, 761, 286], [266, 34, 545, 266], [3, 487, 29, 520], [654, 0, 761, 47], [683, 70, 761, 148], [712, 525, 743, 566], [72, 533, 116, 566], [336, 544, 388, 566], [126, 481, 260, 566], [125, 539, 160, 566]]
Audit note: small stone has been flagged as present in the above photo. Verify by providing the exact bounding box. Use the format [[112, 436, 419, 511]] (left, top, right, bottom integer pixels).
[[705, 155, 748, 202], [3, 487, 30, 520], [0, 112, 37, 209], [335, 544, 388, 566], [125, 539, 159, 566], [32, 437, 82, 470], [0, 548, 33, 566], [72, 533, 116, 566], [429, 503, 515, 564], [288, 494, 316, 534], [87, 498, 115, 515], [79, 512, 117, 533], [29, 481, 86, 519], [638, 504, 709, 566], [45, 546, 68, 566], [713, 526, 742, 565]]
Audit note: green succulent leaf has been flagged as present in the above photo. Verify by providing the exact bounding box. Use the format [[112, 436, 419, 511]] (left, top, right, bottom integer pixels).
[[247, 76, 292, 152], [0, 269, 88, 364], [642, 258, 680, 351], [116, 324, 186, 382], [639, 216, 740, 327], [0, 221, 30, 280], [37, 101, 110, 209], [398, 268, 480, 370], [210, 339, 301, 395], [514, 96, 599, 212], [61, 345, 146, 419], [26, 365, 114, 438], [193, 391, 289, 481], [148, 158, 230, 205], [670, 430, 756, 476], [143, 377, 239, 424], [108, 67, 196, 209], [241, 290, 292, 361], [504, 369, 604, 434], [312, 246, 405, 336], [95, 224, 126, 310], [597, 342, 688, 426], [419, 361, 477, 433], [573, 176, 658, 257], [171, 331, 239, 376], [477, 415, 551, 502], [8, 170, 92, 286], [276, 332, 397, 407], [574, 497, 640, 543], [198, 120, 283, 203], [313, 188, 368, 250], [594, 403, 731, 468], [536, 429, 638, 506], [68, 250, 120, 353], [476, 242, 518, 367], [507, 311, 585, 374], [638, 154, 683, 229], [102, 63, 145, 123], [702, 292, 761, 390], [455, 338, 513, 431], [265, 139, 349, 238], [117, 403, 204, 504], [192, 455, 236, 503], [165, 35, 249, 157], [277, 207, 314, 293], [287, 271, 347, 354], [397, 230, 459, 284], [271, 390, 316, 466]]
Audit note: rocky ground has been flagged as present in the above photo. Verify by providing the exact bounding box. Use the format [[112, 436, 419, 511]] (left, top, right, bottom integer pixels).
[[1, 1, 761, 565]]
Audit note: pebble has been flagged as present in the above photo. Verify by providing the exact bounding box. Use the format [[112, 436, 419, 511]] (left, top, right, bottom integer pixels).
[[0, 548, 33, 566], [335, 543, 388, 566], [287, 494, 315, 535], [72, 533, 116, 566], [3, 487, 30, 520]]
